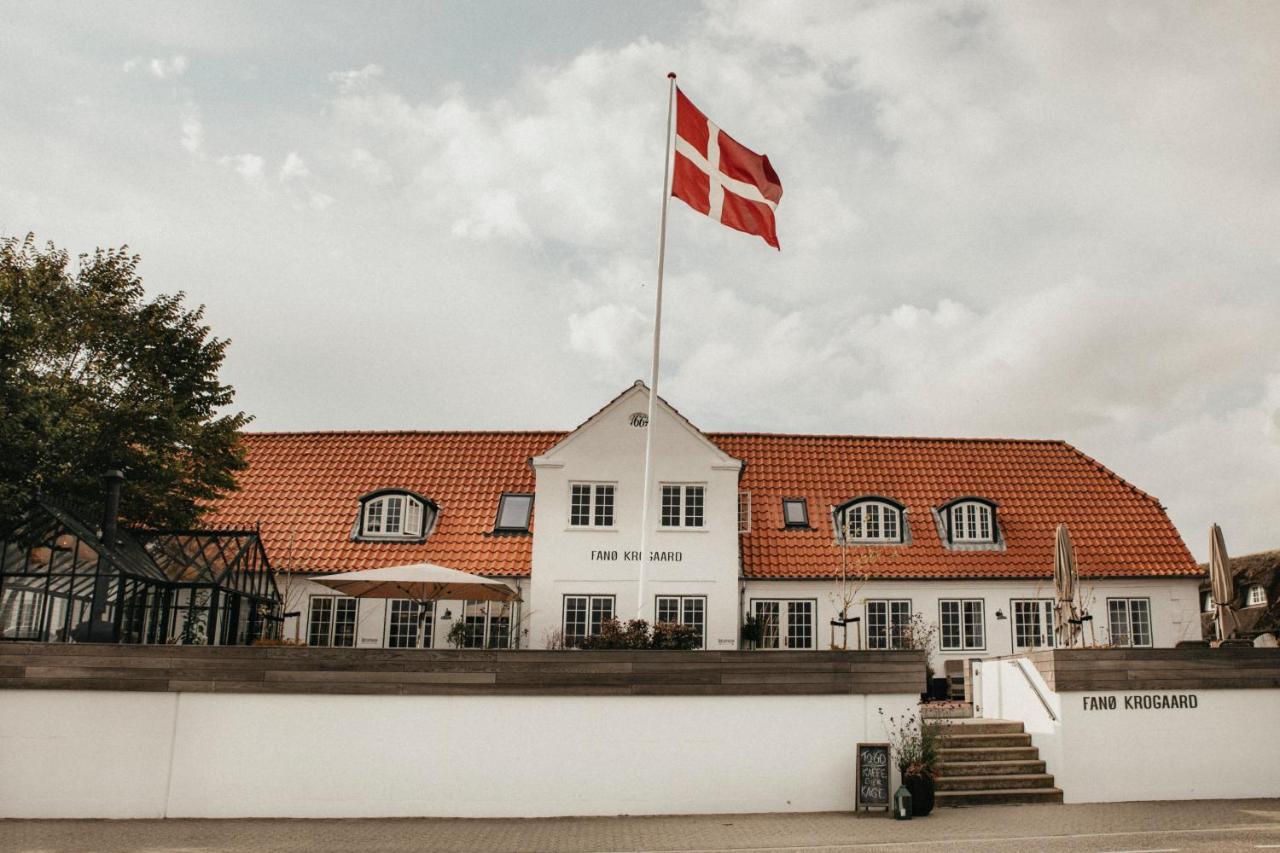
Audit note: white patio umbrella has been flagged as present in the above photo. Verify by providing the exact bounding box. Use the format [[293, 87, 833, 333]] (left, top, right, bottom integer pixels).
[[311, 562, 520, 648], [1053, 523, 1080, 649], [1208, 524, 1239, 642]]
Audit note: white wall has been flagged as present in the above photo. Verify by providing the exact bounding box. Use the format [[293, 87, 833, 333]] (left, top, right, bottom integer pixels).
[[0, 688, 917, 819], [745, 578, 1203, 665], [529, 384, 744, 649], [976, 657, 1280, 803]]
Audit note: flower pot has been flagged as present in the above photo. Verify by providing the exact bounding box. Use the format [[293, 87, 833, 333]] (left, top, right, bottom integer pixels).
[[903, 773, 935, 817]]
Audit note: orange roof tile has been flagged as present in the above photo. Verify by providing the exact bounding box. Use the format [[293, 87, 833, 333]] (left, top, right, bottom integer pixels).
[[205, 430, 1199, 581]]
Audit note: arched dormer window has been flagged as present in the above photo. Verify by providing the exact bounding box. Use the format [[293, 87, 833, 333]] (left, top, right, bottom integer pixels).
[[836, 497, 906, 544], [941, 498, 998, 544], [355, 490, 437, 541]]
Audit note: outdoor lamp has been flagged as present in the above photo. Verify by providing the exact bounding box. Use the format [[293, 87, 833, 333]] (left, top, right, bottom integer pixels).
[[442, 609, 453, 620], [995, 609, 1007, 620], [893, 784, 913, 820]]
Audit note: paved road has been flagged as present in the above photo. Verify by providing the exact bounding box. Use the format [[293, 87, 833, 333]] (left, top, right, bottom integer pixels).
[[2, 799, 1279, 853]]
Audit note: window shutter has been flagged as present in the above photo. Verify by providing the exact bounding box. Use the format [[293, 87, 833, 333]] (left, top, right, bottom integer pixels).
[[405, 497, 423, 537]]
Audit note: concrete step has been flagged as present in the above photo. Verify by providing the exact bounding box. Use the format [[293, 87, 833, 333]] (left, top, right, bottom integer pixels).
[[938, 746, 1040, 763], [937, 787, 1064, 807], [935, 720, 1025, 735], [939, 732, 1032, 749], [936, 773, 1057, 792], [935, 759, 1046, 777]]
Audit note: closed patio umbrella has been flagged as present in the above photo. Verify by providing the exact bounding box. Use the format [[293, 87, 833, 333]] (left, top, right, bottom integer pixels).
[[1053, 523, 1080, 649], [1209, 524, 1238, 642], [311, 562, 519, 648]]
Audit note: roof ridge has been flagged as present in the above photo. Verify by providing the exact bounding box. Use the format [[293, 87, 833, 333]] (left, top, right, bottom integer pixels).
[[240, 429, 568, 437], [709, 432, 1067, 444]]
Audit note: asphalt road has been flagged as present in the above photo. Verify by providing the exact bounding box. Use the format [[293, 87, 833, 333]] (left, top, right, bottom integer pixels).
[[2, 799, 1279, 853]]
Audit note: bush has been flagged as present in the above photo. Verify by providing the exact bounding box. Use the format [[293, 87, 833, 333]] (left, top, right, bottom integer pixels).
[[652, 621, 700, 650], [577, 618, 702, 650]]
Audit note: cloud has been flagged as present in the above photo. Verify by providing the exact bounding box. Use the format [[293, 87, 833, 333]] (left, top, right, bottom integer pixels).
[[327, 63, 384, 93], [180, 106, 203, 154], [124, 54, 189, 78], [279, 151, 310, 182], [219, 153, 265, 182]]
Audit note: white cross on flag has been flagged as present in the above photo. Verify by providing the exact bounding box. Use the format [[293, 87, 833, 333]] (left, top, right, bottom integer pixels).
[[671, 88, 783, 249]]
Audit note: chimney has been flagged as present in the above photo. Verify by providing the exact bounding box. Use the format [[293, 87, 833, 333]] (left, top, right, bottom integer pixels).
[[100, 469, 125, 545]]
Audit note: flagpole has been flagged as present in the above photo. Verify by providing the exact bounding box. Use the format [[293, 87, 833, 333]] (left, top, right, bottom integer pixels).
[[636, 72, 677, 623]]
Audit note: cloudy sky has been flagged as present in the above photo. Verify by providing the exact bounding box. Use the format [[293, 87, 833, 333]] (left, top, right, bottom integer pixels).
[[2, 1, 1277, 559]]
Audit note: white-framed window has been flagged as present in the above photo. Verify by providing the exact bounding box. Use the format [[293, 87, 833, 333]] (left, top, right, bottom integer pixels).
[[1246, 584, 1267, 607], [939, 599, 985, 650], [841, 500, 903, 543], [1011, 599, 1054, 650], [948, 500, 994, 543], [1107, 598, 1152, 648], [359, 492, 429, 539], [655, 595, 706, 648], [866, 599, 911, 650], [569, 483, 615, 527], [751, 599, 816, 650], [1202, 590, 1215, 613], [494, 493, 534, 532], [660, 484, 706, 528], [461, 600, 514, 648], [307, 596, 357, 647], [738, 491, 752, 534], [1, 589, 44, 641], [782, 498, 809, 528], [562, 595, 615, 646], [386, 599, 433, 648]]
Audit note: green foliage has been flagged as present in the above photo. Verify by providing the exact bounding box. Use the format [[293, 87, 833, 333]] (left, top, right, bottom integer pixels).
[[446, 619, 469, 649], [0, 234, 249, 530], [578, 618, 701, 650], [879, 708, 944, 779]]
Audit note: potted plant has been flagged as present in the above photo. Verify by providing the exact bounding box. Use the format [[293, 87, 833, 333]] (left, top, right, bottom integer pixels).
[[881, 709, 941, 816], [740, 614, 763, 650]]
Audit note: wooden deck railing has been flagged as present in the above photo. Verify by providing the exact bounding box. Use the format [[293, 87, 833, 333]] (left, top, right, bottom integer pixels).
[[0, 643, 927, 696], [1013, 647, 1280, 691]]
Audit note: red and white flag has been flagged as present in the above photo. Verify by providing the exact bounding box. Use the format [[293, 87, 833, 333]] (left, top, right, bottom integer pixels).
[[671, 88, 783, 249]]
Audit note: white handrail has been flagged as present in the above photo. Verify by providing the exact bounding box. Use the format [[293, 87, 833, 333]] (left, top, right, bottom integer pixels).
[[1015, 657, 1058, 721]]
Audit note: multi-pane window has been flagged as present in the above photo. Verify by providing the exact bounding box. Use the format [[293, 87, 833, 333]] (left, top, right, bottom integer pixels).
[[1202, 591, 1215, 613], [752, 599, 816, 650], [843, 501, 902, 543], [738, 491, 752, 533], [1246, 585, 1267, 607], [782, 498, 809, 528], [1011, 599, 1054, 649], [1107, 598, 1152, 648], [949, 501, 994, 543], [386, 599, 433, 648], [361, 493, 427, 539], [660, 485, 705, 528], [494, 493, 534, 532], [570, 484, 615, 527], [462, 600, 514, 648], [562, 595, 615, 646], [939, 599, 985, 650], [655, 595, 706, 648], [866, 599, 911, 650], [307, 596, 357, 647]]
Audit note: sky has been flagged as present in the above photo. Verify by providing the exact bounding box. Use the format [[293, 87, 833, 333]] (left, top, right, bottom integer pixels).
[[1, 1, 1277, 561]]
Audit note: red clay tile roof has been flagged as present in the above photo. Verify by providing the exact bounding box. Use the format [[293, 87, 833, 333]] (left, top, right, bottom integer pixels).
[[204, 432, 562, 576], [205, 430, 1199, 580], [715, 434, 1199, 580]]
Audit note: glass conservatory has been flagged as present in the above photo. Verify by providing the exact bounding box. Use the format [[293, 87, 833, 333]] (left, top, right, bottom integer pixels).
[[0, 501, 281, 645]]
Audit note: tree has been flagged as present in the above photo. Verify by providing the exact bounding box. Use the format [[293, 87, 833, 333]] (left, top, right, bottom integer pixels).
[[0, 234, 249, 530]]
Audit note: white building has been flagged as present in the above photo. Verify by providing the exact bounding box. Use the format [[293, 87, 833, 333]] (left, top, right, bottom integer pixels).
[[209, 382, 1203, 670]]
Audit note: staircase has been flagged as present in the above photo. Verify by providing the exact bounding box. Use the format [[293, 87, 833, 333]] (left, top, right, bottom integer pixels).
[[935, 719, 1063, 806]]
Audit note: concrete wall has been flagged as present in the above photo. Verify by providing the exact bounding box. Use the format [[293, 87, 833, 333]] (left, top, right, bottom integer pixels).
[[0, 688, 917, 819], [976, 656, 1280, 803]]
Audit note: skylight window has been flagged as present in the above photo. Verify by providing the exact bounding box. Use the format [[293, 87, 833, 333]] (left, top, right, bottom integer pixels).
[[495, 493, 534, 533], [782, 498, 809, 528]]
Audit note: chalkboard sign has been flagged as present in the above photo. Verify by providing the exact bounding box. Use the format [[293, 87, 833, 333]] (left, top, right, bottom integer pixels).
[[856, 743, 891, 811]]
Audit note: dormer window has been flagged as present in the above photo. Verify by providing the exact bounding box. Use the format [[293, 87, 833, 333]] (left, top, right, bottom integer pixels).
[[356, 490, 435, 541], [495, 493, 533, 533], [837, 497, 905, 544], [1246, 584, 1267, 607], [944, 499, 997, 544]]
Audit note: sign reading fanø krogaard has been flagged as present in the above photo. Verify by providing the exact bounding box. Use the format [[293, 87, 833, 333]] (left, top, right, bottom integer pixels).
[[590, 550, 682, 562], [1081, 693, 1199, 711]]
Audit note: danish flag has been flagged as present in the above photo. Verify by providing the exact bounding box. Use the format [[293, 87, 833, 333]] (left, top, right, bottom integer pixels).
[[671, 88, 783, 249]]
